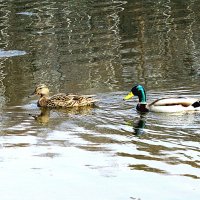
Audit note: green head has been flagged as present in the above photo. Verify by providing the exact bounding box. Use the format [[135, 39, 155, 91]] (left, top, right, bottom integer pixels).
[[124, 84, 147, 103]]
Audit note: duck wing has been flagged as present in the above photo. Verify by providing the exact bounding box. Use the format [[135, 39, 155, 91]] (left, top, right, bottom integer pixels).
[[149, 97, 198, 107], [48, 93, 98, 108]]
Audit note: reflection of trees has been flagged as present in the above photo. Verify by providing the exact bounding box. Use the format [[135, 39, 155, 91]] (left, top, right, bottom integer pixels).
[[0, 0, 126, 107], [0, 61, 6, 109], [120, 0, 199, 89], [0, 0, 200, 107], [23, 0, 125, 92]]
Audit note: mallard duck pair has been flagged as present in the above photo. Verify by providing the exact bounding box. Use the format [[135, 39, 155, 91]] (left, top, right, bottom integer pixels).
[[32, 84, 200, 113]]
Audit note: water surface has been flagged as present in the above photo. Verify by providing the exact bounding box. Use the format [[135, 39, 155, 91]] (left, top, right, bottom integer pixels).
[[0, 0, 200, 200]]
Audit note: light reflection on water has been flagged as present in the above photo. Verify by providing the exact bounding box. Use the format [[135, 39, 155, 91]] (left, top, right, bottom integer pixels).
[[0, 0, 200, 199]]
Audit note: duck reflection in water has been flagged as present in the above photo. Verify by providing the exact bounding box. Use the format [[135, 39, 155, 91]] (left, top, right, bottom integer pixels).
[[30, 106, 94, 124], [30, 107, 50, 124], [128, 115, 147, 136]]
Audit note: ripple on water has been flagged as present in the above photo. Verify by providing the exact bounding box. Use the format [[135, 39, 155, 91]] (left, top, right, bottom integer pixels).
[[0, 50, 27, 58], [16, 12, 36, 16], [1, 91, 200, 185]]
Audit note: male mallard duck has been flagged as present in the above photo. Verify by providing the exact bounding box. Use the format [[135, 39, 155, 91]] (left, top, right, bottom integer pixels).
[[32, 84, 98, 108], [124, 84, 200, 113]]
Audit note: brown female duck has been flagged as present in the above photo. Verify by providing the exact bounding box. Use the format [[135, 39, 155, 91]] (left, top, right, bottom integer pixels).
[[32, 84, 98, 108]]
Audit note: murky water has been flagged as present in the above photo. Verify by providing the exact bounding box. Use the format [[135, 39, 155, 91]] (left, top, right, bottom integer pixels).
[[0, 0, 200, 199]]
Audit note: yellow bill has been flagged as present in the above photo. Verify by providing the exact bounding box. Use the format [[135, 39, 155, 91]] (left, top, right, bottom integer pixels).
[[123, 92, 134, 100]]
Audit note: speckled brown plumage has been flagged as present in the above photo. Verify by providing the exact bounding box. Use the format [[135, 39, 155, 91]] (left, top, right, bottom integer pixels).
[[33, 84, 98, 108]]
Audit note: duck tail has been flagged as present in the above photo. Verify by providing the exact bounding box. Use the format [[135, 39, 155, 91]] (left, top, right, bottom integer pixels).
[[192, 101, 200, 108], [87, 98, 99, 105]]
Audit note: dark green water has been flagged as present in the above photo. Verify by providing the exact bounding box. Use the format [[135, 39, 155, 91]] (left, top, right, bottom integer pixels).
[[0, 0, 200, 199]]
